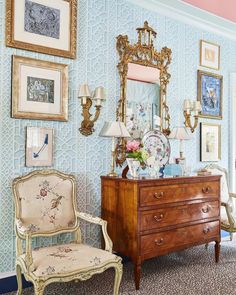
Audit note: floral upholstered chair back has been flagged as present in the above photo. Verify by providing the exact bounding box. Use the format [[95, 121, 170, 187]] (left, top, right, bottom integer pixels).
[[205, 164, 235, 218], [13, 170, 78, 235]]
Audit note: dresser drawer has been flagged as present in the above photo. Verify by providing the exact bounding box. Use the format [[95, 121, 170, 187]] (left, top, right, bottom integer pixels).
[[141, 220, 219, 256], [139, 181, 219, 207], [140, 201, 219, 231]]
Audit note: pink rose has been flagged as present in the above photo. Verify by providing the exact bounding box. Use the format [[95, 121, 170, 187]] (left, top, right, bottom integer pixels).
[[126, 140, 140, 152], [40, 188, 47, 197]]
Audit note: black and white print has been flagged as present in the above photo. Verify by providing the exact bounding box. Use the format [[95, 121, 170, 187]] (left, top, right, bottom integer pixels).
[[24, 0, 60, 39], [27, 77, 55, 103]]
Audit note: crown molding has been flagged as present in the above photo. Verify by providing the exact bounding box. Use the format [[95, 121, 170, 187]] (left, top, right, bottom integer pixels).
[[127, 0, 236, 41]]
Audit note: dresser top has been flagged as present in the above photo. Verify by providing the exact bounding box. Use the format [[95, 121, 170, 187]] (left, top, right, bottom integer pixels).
[[101, 174, 221, 185]]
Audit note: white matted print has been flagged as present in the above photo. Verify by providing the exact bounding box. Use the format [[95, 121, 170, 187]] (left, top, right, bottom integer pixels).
[[26, 127, 53, 167], [6, 0, 77, 59], [12, 55, 68, 121], [200, 123, 221, 162], [200, 40, 220, 70]]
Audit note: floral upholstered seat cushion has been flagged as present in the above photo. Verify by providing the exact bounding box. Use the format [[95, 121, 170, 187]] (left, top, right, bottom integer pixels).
[[20, 243, 119, 277], [15, 175, 76, 234]]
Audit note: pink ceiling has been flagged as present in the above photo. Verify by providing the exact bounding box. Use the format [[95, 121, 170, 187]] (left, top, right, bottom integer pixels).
[[182, 0, 236, 23]]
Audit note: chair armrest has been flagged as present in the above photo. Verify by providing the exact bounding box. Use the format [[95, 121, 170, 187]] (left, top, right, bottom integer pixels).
[[16, 218, 40, 236], [15, 218, 35, 272], [76, 212, 113, 253], [229, 193, 236, 198], [221, 202, 235, 229]]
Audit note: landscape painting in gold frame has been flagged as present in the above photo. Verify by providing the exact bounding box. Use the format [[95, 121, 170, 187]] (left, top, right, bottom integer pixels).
[[6, 0, 77, 59], [12, 55, 68, 121], [200, 40, 220, 70]]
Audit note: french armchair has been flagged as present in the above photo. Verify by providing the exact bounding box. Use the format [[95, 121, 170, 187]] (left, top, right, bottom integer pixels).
[[205, 164, 236, 241], [12, 169, 123, 295]]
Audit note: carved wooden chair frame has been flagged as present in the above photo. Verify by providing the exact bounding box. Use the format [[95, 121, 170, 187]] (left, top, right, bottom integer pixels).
[[12, 169, 123, 295], [205, 164, 236, 241]]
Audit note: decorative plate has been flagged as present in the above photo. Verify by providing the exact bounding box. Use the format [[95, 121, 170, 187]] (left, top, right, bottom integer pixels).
[[142, 130, 170, 166]]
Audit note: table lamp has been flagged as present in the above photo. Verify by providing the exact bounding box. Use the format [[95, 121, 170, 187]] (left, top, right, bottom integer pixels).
[[168, 127, 193, 159], [99, 121, 131, 177]]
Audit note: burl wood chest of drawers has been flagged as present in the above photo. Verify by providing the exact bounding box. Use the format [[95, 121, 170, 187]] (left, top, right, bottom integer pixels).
[[101, 175, 221, 290]]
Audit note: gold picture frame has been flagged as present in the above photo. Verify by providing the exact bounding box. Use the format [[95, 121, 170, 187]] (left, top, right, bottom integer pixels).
[[12, 55, 69, 121], [6, 0, 77, 59], [200, 123, 221, 162], [197, 70, 223, 119], [200, 40, 220, 70]]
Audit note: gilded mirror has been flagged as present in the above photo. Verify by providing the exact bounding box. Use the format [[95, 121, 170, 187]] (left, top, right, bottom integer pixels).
[[116, 21, 172, 165]]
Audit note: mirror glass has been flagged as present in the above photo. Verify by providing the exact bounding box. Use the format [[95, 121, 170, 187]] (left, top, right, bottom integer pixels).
[[126, 63, 160, 140]]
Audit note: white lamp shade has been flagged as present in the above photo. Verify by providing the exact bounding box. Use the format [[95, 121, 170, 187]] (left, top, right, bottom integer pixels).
[[78, 84, 91, 98], [168, 127, 193, 140], [93, 86, 106, 100], [99, 121, 131, 138]]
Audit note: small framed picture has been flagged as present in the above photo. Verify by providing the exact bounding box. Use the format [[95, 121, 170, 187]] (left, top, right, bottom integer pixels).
[[26, 127, 53, 167], [200, 123, 221, 162], [200, 40, 220, 70], [12, 55, 68, 121], [6, 0, 77, 59], [197, 70, 223, 119]]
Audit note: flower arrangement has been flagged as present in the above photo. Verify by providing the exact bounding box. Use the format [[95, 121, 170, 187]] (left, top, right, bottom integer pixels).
[[126, 140, 149, 166]]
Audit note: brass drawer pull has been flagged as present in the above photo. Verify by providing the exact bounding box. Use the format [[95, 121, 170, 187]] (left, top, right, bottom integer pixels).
[[203, 227, 210, 234], [202, 206, 210, 213], [154, 214, 164, 222], [155, 238, 164, 245], [202, 187, 211, 194], [153, 192, 164, 199]]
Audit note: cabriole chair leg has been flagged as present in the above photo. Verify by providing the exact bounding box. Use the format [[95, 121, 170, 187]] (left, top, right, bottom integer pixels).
[[113, 262, 123, 295], [16, 264, 23, 295], [34, 282, 45, 295]]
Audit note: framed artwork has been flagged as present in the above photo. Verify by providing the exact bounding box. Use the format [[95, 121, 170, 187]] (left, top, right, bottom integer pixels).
[[26, 127, 53, 167], [197, 70, 223, 119], [6, 0, 77, 59], [200, 40, 220, 70], [200, 123, 221, 162], [12, 55, 68, 121]]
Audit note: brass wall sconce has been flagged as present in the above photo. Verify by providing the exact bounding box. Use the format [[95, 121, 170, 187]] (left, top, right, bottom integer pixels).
[[78, 84, 106, 136], [183, 99, 201, 133]]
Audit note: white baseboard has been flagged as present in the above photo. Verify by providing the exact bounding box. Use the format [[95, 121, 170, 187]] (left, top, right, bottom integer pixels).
[[0, 271, 15, 279]]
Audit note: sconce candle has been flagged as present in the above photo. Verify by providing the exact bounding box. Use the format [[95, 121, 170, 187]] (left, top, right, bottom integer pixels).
[[184, 99, 191, 109], [78, 84, 106, 136], [93, 86, 106, 107], [78, 84, 91, 105]]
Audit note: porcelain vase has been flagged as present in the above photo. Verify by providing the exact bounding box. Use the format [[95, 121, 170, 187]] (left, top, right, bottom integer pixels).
[[126, 158, 140, 178]]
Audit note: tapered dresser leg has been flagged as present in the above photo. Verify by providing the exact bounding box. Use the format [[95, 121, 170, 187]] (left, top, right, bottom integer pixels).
[[134, 263, 141, 290], [215, 241, 220, 263]]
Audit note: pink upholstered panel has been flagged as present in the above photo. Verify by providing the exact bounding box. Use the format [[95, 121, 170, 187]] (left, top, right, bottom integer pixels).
[[127, 63, 160, 83]]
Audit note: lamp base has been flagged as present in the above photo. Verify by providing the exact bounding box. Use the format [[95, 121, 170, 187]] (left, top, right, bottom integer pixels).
[[107, 171, 118, 177]]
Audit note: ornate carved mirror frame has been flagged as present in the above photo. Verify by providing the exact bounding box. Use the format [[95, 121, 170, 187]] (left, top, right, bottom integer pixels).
[[116, 21, 172, 165]]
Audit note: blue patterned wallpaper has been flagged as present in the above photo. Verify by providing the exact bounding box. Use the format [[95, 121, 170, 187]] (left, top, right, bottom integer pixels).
[[0, 0, 236, 273]]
